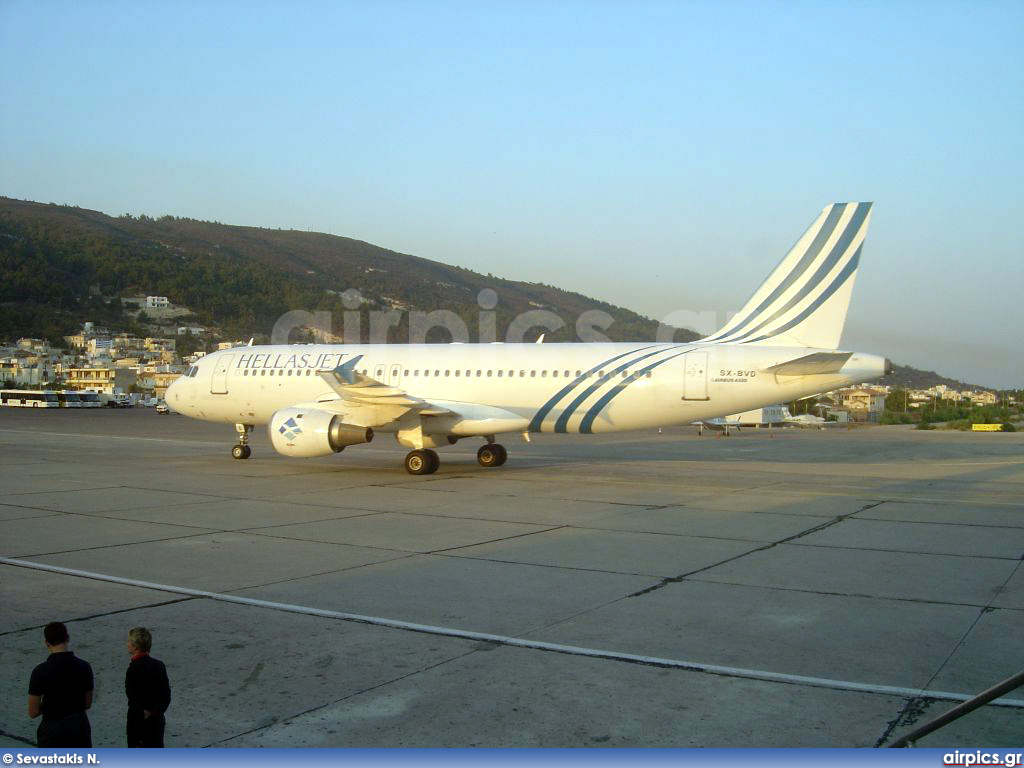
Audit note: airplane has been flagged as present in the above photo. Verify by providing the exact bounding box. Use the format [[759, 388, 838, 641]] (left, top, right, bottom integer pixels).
[[785, 413, 828, 428], [165, 202, 890, 474], [694, 417, 742, 437]]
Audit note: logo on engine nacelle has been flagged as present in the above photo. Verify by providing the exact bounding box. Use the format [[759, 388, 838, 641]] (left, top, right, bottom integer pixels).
[[279, 416, 303, 441]]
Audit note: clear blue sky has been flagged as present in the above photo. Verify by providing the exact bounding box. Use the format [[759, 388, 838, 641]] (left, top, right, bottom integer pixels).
[[1, 0, 1021, 387]]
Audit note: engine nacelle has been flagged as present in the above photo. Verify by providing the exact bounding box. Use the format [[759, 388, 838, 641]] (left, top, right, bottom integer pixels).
[[268, 407, 373, 458]]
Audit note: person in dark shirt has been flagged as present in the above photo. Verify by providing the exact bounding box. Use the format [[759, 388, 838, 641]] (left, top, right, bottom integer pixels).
[[125, 626, 171, 748], [27, 621, 94, 748]]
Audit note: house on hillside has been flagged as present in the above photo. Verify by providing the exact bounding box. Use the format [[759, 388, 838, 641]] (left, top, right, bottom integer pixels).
[[836, 386, 887, 423], [65, 366, 136, 395]]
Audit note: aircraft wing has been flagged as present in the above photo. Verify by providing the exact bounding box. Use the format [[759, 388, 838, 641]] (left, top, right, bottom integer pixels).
[[317, 355, 457, 425]]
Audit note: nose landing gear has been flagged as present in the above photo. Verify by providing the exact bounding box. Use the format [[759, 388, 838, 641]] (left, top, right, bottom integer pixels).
[[232, 423, 253, 459]]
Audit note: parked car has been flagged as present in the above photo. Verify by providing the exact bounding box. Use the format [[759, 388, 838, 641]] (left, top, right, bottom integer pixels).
[[155, 403, 170, 414]]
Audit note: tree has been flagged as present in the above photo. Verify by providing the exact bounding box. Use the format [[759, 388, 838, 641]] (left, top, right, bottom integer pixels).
[[885, 389, 908, 413]]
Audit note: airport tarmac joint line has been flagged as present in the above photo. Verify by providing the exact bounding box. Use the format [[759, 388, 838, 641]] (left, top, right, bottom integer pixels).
[[873, 556, 1024, 746], [626, 500, 886, 598], [4, 555, 1024, 712]]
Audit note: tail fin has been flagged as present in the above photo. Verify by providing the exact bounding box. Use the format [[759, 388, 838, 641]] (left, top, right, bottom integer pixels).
[[702, 202, 872, 349]]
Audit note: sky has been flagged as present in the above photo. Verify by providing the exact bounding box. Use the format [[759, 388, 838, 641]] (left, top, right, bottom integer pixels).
[[1, 0, 1021, 388]]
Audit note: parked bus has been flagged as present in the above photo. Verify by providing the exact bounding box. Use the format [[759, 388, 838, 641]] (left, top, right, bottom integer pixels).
[[0, 389, 60, 407], [78, 391, 102, 408], [57, 391, 83, 408]]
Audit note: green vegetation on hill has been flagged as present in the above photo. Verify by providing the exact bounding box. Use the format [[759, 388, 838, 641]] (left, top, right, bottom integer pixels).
[[0, 197, 692, 346], [881, 389, 1021, 428]]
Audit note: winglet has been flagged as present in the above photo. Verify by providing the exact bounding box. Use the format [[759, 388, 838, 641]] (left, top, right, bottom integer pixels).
[[334, 355, 364, 384]]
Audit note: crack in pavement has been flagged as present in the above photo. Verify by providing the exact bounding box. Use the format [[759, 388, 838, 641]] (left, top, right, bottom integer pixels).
[[626, 501, 885, 598]]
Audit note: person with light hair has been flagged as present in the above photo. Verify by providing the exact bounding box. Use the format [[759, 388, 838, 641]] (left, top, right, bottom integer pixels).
[[125, 626, 171, 747]]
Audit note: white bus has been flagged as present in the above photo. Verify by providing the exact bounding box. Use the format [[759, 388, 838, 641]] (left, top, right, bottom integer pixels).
[[57, 391, 83, 408], [78, 391, 102, 408], [0, 389, 60, 408]]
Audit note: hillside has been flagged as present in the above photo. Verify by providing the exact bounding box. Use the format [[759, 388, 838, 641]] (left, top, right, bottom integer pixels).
[[884, 364, 990, 393], [0, 197, 692, 345], [0, 197, 1000, 391]]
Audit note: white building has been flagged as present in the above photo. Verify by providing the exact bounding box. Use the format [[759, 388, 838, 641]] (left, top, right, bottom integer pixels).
[[87, 338, 113, 357], [146, 296, 170, 309]]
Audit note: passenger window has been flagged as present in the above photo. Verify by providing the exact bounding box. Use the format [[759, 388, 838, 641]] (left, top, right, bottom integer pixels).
[[455, 370, 461, 377], [541, 370, 547, 378], [576, 370, 582, 377], [404, 370, 409, 376], [476, 370, 482, 377], [445, 370, 450, 377], [497, 370, 503, 377]]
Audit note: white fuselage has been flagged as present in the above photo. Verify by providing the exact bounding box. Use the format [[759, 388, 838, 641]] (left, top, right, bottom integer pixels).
[[166, 341, 887, 438]]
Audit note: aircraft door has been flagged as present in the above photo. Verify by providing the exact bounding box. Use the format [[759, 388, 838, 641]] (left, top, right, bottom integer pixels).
[[211, 354, 234, 395], [682, 351, 709, 401], [388, 364, 402, 387]]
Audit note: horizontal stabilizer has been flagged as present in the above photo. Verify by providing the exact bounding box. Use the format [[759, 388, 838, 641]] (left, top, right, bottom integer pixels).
[[766, 352, 853, 376]]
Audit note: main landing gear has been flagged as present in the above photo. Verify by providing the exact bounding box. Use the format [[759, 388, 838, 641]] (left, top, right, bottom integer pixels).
[[402, 440, 508, 475], [232, 423, 253, 460], [476, 443, 507, 468], [404, 449, 440, 475]]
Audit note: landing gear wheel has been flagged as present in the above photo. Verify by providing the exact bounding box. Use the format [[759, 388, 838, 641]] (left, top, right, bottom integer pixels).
[[477, 443, 507, 468], [405, 449, 439, 475], [423, 449, 440, 474], [232, 423, 253, 460]]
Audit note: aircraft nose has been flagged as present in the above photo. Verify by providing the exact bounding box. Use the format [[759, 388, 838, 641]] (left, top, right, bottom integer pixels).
[[165, 376, 183, 409]]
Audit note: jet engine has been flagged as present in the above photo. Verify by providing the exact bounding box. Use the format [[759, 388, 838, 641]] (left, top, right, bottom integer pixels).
[[268, 407, 373, 458]]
